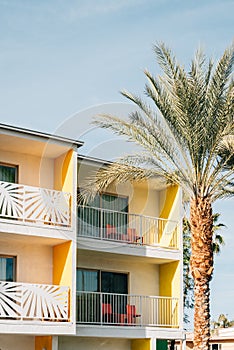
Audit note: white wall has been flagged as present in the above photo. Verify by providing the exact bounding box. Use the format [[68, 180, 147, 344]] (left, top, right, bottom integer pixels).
[[0, 335, 34, 350], [1, 150, 54, 189], [0, 237, 52, 284], [78, 251, 159, 296], [59, 336, 131, 350], [223, 344, 234, 349]]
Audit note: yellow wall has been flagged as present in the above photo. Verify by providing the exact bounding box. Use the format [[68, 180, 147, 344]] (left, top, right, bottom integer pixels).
[[77, 162, 160, 218], [35, 336, 52, 350], [53, 241, 72, 286], [54, 150, 74, 193], [131, 339, 151, 350], [130, 184, 159, 218], [158, 185, 179, 247], [159, 185, 178, 220], [159, 261, 179, 297], [159, 261, 180, 326], [53, 241, 73, 320]]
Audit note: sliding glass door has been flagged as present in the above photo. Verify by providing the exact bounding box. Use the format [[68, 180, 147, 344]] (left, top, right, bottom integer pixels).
[[101, 271, 128, 315], [77, 269, 128, 323], [78, 194, 100, 238], [101, 193, 128, 237], [78, 192, 128, 239], [76, 269, 99, 323]]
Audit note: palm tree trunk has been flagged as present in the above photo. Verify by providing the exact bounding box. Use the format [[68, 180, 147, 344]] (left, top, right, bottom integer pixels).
[[190, 197, 214, 350]]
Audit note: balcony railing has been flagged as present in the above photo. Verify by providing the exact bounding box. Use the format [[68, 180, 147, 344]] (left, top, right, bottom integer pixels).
[[78, 205, 179, 249], [0, 281, 69, 322], [0, 181, 71, 227], [76, 291, 178, 327]]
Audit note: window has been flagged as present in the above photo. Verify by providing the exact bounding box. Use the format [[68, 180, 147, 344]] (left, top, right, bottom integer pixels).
[[0, 164, 18, 219], [77, 269, 99, 292], [101, 271, 128, 294], [0, 164, 18, 183], [211, 344, 222, 350], [0, 256, 16, 281], [78, 192, 128, 238]]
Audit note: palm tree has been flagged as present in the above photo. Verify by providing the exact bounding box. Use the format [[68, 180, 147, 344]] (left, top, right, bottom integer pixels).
[[183, 214, 225, 322], [183, 217, 194, 315], [86, 43, 234, 349], [212, 314, 234, 329]]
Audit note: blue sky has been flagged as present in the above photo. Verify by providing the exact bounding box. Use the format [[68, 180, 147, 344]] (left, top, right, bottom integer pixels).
[[0, 0, 234, 325]]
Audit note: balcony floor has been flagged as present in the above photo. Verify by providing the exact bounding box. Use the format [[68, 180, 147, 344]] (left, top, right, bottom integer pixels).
[[77, 236, 181, 262], [76, 324, 183, 340]]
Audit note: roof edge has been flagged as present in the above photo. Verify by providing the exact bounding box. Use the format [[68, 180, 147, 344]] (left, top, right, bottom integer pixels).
[[78, 154, 113, 166], [0, 123, 84, 147]]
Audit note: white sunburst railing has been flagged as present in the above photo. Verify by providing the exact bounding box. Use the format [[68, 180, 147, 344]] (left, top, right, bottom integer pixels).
[[0, 181, 71, 227], [0, 281, 69, 322]]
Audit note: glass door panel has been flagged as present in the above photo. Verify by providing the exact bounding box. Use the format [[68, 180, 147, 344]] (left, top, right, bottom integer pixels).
[[76, 269, 100, 323], [0, 256, 16, 281], [101, 194, 128, 239], [0, 164, 18, 219], [78, 194, 100, 238], [101, 272, 128, 315]]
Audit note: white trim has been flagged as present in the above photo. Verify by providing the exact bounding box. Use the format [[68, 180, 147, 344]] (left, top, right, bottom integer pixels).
[[76, 324, 183, 339], [0, 123, 83, 147]]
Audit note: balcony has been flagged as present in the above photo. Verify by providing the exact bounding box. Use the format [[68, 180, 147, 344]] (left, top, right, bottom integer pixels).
[[78, 205, 179, 249], [0, 181, 71, 228], [0, 281, 69, 322], [76, 291, 178, 328]]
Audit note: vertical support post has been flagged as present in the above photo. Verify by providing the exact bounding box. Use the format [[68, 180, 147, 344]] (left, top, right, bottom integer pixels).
[[140, 215, 143, 245]]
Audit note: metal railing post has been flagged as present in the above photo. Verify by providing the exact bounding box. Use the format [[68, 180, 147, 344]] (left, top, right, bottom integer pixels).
[[140, 215, 143, 245]]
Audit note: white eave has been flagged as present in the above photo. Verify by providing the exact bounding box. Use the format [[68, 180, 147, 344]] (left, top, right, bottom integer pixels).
[[0, 123, 84, 148]]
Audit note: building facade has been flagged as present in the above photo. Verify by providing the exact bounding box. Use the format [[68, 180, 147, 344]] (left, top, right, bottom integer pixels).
[[0, 124, 81, 350], [0, 124, 184, 350], [183, 329, 234, 350]]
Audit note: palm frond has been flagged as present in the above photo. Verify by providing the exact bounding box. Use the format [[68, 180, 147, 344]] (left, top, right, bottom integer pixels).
[[90, 42, 234, 202]]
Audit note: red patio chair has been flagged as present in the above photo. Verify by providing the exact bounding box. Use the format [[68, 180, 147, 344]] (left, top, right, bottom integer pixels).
[[126, 304, 141, 324], [105, 224, 117, 239], [102, 303, 113, 323], [127, 228, 143, 243]]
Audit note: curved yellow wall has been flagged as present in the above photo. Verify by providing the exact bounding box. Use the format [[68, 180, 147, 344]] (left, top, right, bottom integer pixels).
[[159, 261, 180, 327], [61, 150, 73, 193], [54, 149, 74, 193], [159, 185, 179, 247], [53, 241, 73, 320], [159, 261, 179, 297], [53, 241, 72, 287], [131, 339, 151, 350], [159, 185, 178, 220], [35, 336, 52, 350]]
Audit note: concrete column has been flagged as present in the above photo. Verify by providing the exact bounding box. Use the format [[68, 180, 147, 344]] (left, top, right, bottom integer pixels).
[[52, 336, 58, 350], [151, 338, 156, 350], [181, 333, 186, 350]]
